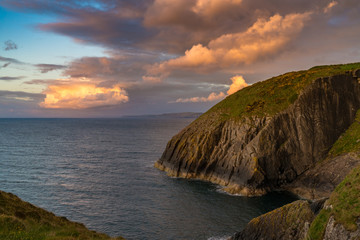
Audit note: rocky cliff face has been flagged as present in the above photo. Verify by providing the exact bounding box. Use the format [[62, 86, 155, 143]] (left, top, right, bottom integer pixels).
[[156, 69, 360, 196], [285, 152, 360, 200]]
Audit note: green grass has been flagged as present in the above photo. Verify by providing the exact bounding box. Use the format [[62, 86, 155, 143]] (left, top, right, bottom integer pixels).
[[0, 191, 125, 240], [306, 166, 360, 239], [203, 62, 360, 121], [328, 109, 360, 156], [306, 209, 331, 240]]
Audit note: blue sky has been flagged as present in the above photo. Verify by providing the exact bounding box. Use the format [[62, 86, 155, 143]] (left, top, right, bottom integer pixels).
[[0, 0, 359, 117]]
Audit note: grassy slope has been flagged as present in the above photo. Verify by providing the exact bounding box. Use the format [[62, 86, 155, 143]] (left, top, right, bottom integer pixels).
[[305, 110, 360, 239], [307, 166, 360, 240], [201, 62, 360, 121], [0, 191, 124, 240], [328, 109, 360, 157]]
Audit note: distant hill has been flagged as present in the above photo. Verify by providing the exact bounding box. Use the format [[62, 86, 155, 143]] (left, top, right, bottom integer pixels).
[[123, 112, 203, 119]]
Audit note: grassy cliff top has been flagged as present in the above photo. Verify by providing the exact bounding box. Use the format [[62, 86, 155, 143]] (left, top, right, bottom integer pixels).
[[203, 62, 360, 121], [0, 190, 124, 240]]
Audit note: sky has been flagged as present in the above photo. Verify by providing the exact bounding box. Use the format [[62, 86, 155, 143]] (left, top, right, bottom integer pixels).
[[0, 0, 359, 117]]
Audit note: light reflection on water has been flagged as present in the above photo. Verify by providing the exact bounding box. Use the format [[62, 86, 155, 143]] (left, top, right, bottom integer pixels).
[[0, 118, 298, 240]]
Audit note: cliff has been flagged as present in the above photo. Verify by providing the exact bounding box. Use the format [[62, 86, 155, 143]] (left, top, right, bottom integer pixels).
[[0, 190, 124, 240], [156, 63, 360, 196]]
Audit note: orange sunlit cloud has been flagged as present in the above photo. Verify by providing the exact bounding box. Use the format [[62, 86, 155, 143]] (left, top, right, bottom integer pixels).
[[323, 1, 338, 13], [145, 12, 311, 81], [40, 83, 128, 109], [174, 91, 226, 103], [227, 75, 248, 95]]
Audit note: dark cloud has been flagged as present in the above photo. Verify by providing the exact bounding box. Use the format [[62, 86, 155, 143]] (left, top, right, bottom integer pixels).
[[1, 62, 11, 68], [62, 52, 160, 83], [0, 76, 23, 81], [23, 79, 57, 85], [1, 0, 154, 50], [38, 14, 154, 50], [4, 40, 18, 51], [0, 56, 24, 64], [1, 0, 346, 53], [0, 90, 44, 102], [35, 64, 67, 73]]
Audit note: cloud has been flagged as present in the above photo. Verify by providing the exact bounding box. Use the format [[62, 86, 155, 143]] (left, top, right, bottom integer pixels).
[[0, 76, 23, 81], [36, 64, 66, 73], [1, 0, 360, 117], [4, 40, 17, 51], [0, 0, 341, 55], [0, 56, 24, 65], [1, 62, 11, 68], [227, 75, 248, 95], [0, 90, 44, 102], [144, 0, 243, 29], [173, 75, 249, 103], [324, 1, 338, 13], [174, 91, 226, 103], [192, 0, 243, 17], [40, 82, 129, 109], [145, 12, 312, 80]]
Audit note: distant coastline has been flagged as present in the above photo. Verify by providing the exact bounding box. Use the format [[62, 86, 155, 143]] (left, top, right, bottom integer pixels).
[[122, 112, 202, 119]]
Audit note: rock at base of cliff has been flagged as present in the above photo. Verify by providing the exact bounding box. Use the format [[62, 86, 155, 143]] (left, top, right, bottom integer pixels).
[[285, 152, 360, 200], [229, 200, 315, 240]]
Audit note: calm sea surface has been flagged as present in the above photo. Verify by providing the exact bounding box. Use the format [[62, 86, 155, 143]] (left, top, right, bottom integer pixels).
[[0, 118, 297, 240]]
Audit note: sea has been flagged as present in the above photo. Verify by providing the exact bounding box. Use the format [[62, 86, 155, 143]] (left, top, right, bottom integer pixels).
[[0, 118, 298, 240]]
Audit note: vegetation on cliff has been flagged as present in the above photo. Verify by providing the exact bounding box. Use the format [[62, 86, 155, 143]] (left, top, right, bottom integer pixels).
[[231, 200, 315, 240], [204, 62, 360, 121], [307, 165, 360, 240], [0, 190, 124, 240], [328, 109, 360, 157]]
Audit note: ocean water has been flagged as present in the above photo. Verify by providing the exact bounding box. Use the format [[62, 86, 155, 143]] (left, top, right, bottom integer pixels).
[[0, 118, 298, 240]]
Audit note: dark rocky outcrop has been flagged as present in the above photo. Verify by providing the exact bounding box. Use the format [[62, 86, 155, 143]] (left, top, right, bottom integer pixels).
[[285, 152, 360, 200], [156, 69, 360, 196]]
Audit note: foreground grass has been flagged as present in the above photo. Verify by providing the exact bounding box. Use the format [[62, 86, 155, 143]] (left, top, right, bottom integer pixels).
[[204, 62, 360, 121], [307, 165, 360, 239], [0, 191, 124, 240]]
